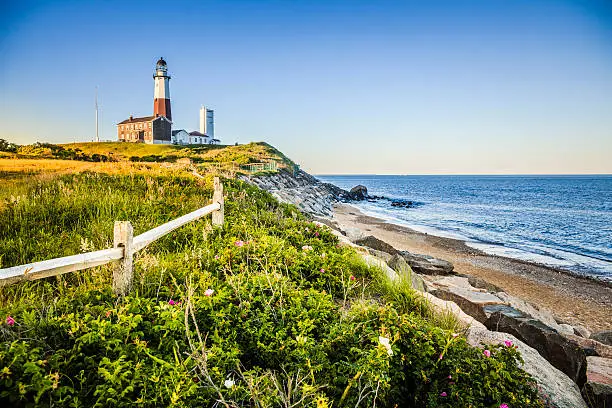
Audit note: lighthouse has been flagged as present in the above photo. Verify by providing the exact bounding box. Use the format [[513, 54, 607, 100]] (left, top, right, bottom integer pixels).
[[153, 57, 172, 121]]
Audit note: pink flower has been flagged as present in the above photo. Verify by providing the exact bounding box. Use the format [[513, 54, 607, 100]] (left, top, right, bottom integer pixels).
[[440, 392, 447, 397], [234, 240, 244, 247], [349, 275, 356, 281], [448, 375, 452, 379], [168, 299, 176, 305], [314, 232, 320, 237], [500, 404, 509, 408], [504, 340, 513, 348], [214, 255, 220, 260], [438, 354, 443, 360], [483, 349, 491, 358], [452, 333, 459, 338], [5, 316, 15, 326], [320, 268, 325, 273], [204, 289, 214, 297]]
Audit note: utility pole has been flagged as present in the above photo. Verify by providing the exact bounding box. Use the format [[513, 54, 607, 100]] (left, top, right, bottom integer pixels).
[[95, 86, 99, 142]]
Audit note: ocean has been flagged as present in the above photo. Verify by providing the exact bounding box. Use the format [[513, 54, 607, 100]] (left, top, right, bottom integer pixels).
[[317, 175, 612, 282]]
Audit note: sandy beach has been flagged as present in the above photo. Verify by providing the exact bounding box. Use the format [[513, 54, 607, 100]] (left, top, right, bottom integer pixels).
[[332, 203, 612, 332]]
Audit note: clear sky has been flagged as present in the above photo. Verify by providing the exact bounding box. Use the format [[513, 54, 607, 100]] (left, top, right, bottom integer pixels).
[[1, 0, 611, 174]]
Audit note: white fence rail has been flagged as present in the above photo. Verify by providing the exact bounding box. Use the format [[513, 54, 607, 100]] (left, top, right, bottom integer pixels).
[[0, 177, 224, 296]]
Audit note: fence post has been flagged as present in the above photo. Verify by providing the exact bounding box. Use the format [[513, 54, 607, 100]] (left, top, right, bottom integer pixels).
[[113, 221, 134, 296], [212, 177, 224, 226]]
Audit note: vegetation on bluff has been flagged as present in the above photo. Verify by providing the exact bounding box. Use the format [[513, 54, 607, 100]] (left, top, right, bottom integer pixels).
[[0, 152, 542, 407]]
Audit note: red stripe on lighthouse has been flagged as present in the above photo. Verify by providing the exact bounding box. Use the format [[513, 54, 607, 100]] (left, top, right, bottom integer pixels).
[[154, 98, 172, 121]]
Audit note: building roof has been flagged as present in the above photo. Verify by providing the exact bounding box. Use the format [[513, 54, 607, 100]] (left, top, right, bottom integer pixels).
[[189, 131, 207, 137], [156, 57, 167, 66], [172, 129, 188, 136], [117, 115, 155, 125]]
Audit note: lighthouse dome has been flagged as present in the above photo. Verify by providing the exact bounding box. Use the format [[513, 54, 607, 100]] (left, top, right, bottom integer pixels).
[[156, 57, 167, 66]]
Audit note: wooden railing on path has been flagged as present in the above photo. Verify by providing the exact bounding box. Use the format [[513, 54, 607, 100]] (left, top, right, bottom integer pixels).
[[0, 177, 224, 296]]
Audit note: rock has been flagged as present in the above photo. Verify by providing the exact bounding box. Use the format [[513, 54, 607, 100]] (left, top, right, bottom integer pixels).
[[582, 356, 612, 408], [360, 254, 398, 282], [420, 292, 486, 329], [430, 284, 505, 323], [495, 292, 560, 330], [591, 331, 612, 346], [390, 199, 415, 208], [558, 323, 576, 337], [386, 254, 425, 291], [467, 276, 503, 293], [367, 249, 392, 262], [565, 334, 612, 359], [574, 325, 592, 339], [399, 250, 454, 275], [349, 185, 368, 200], [341, 227, 368, 242], [484, 311, 588, 387], [354, 235, 398, 255], [466, 327, 588, 408]]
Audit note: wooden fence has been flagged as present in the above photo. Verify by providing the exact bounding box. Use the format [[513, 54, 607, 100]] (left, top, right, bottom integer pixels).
[[0, 177, 224, 296]]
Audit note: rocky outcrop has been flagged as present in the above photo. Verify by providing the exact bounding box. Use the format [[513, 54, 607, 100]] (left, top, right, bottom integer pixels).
[[583, 356, 612, 408], [349, 185, 368, 200], [386, 254, 425, 292], [240, 169, 351, 217], [467, 327, 588, 408]]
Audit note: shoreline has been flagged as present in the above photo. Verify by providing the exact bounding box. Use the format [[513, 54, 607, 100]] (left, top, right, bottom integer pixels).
[[331, 203, 612, 332]]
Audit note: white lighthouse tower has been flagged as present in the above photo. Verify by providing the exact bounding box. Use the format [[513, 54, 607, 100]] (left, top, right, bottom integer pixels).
[[199, 106, 214, 138], [153, 57, 172, 121]]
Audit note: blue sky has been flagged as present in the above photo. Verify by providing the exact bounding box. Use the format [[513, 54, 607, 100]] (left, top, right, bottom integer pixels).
[[1, 0, 611, 174]]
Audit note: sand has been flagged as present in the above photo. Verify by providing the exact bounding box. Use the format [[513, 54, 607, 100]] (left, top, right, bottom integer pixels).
[[331, 203, 612, 333]]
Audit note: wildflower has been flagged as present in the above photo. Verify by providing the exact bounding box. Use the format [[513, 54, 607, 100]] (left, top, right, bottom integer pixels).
[[452, 333, 459, 338], [483, 349, 491, 358], [234, 240, 244, 247], [499, 404, 509, 408], [224, 379, 235, 388], [314, 231, 320, 237], [440, 392, 447, 397], [168, 299, 176, 306], [204, 289, 214, 297], [504, 340, 513, 348], [301, 245, 313, 251], [378, 336, 393, 356], [320, 268, 325, 273], [5, 316, 15, 326], [438, 354, 443, 360], [349, 275, 356, 281], [321, 253, 326, 258], [214, 255, 220, 260], [448, 375, 452, 379], [105, 310, 112, 318]]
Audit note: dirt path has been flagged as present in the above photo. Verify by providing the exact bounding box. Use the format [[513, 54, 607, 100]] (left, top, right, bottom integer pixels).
[[332, 204, 612, 332]]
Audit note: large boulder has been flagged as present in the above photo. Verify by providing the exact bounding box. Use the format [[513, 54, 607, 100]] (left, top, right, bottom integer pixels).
[[484, 311, 588, 387], [495, 291, 561, 331], [349, 185, 368, 200], [354, 235, 398, 255], [565, 334, 612, 359], [466, 327, 588, 408], [399, 250, 454, 275], [582, 356, 612, 408], [591, 331, 612, 346]]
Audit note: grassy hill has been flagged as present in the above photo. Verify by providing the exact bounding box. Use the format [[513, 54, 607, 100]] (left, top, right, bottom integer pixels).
[[0, 147, 542, 407], [3, 141, 296, 169]]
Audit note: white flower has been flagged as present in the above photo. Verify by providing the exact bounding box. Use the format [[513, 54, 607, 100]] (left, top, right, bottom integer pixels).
[[224, 379, 235, 388], [378, 336, 393, 356]]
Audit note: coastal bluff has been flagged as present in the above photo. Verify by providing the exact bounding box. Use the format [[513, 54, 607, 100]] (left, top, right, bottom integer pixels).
[[242, 168, 611, 408]]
